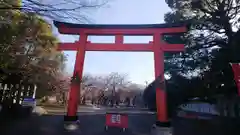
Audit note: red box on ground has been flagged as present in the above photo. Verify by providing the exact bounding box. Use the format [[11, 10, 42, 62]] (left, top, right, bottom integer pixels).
[[105, 113, 128, 128]]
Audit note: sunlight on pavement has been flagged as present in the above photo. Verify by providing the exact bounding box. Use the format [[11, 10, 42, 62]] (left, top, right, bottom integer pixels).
[[33, 106, 48, 115], [64, 124, 78, 131], [93, 106, 101, 110]]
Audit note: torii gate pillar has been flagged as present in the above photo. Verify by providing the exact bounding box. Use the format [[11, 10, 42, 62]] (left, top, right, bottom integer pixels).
[[54, 21, 187, 128]]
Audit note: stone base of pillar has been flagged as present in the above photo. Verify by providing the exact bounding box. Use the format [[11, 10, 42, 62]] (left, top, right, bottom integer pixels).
[[64, 115, 80, 131], [151, 121, 172, 135], [64, 115, 78, 121]]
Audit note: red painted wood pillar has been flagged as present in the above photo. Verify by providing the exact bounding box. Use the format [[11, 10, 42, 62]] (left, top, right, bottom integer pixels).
[[153, 33, 168, 122], [231, 63, 240, 96], [67, 34, 87, 118]]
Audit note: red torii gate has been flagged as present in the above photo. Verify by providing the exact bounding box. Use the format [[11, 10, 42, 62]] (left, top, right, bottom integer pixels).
[[53, 21, 186, 124]]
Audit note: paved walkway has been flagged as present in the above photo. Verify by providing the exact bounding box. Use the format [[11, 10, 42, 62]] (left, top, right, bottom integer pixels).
[[42, 106, 155, 115], [0, 113, 156, 135]]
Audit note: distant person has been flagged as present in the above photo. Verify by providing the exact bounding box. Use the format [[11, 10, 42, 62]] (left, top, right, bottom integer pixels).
[[125, 97, 130, 107], [132, 96, 136, 107]]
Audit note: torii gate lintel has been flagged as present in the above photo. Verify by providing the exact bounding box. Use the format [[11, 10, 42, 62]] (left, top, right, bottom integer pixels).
[[58, 42, 184, 52], [54, 21, 187, 124]]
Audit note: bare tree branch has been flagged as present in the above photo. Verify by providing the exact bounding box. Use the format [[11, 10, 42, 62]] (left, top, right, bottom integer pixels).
[[0, 0, 109, 22]]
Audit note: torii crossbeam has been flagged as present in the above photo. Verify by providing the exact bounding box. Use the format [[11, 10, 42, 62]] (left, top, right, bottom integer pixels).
[[54, 21, 187, 125]]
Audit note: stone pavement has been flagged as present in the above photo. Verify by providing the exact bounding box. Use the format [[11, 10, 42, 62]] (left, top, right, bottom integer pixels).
[[43, 106, 155, 115], [0, 112, 156, 135]]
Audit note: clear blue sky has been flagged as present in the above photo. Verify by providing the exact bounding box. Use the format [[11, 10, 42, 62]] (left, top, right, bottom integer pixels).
[[55, 0, 171, 85]]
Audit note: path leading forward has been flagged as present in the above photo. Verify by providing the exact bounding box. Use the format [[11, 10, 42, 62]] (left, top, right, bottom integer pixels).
[[0, 109, 156, 135], [45, 106, 156, 115]]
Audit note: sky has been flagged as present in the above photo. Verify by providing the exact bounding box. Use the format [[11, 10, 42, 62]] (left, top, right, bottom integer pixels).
[[55, 0, 171, 85]]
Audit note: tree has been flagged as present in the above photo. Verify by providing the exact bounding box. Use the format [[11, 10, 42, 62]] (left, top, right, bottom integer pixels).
[[0, 0, 108, 22], [102, 72, 130, 106], [77, 73, 134, 106], [0, 0, 109, 101], [79, 74, 101, 104], [52, 74, 71, 104], [163, 0, 240, 98], [0, 0, 67, 99]]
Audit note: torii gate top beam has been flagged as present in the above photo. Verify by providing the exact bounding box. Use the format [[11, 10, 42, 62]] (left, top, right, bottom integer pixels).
[[53, 21, 187, 35], [53, 21, 187, 52]]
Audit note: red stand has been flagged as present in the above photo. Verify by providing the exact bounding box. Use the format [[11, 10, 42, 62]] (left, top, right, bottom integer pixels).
[[105, 113, 128, 131], [54, 21, 186, 124]]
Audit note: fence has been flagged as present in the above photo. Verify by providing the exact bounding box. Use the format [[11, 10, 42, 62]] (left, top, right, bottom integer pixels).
[[0, 83, 36, 106]]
